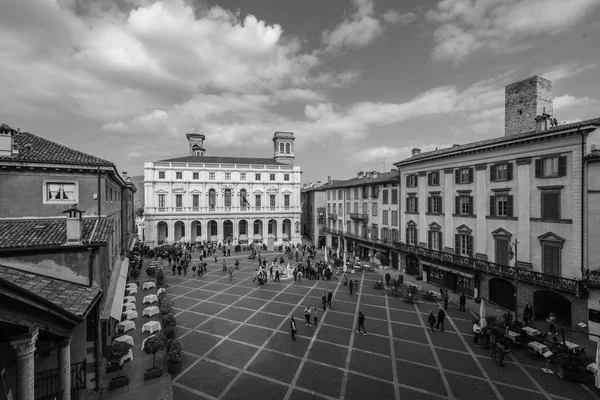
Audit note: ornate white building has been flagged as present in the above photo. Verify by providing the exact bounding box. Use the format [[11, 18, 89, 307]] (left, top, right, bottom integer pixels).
[[143, 132, 302, 247]]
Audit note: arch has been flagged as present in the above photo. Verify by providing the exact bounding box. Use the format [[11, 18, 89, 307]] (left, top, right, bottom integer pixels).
[[268, 219, 278, 238], [174, 221, 185, 241], [279, 142, 284, 153], [208, 189, 216, 210], [238, 220, 249, 243], [488, 278, 515, 311], [253, 219, 263, 242], [282, 218, 292, 241], [224, 189, 232, 208], [285, 142, 291, 154], [533, 290, 571, 326], [191, 220, 201, 242], [157, 221, 168, 243], [240, 189, 248, 208], [208, 220, 218, 243], [223, 220, 233, 244]]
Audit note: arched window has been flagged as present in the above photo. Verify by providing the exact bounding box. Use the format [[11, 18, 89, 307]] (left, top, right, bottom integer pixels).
[[240, 189, 247, 208], [285, 143, 291, 154], [224, 189, 232, 207], [208, 189, 216, 210], [279, 142, 285, 153]]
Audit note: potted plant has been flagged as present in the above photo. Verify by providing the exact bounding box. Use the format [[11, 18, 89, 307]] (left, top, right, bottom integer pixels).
[[557, 351, 587, 382], [162, 313, 177, 329], [147, 266, 156, 279], [104, 341, 131, 389], [130, 268, 140, 283], [156, 269, 165, 287], [166, 339, 184, 374], [143, 335, 166, 381]]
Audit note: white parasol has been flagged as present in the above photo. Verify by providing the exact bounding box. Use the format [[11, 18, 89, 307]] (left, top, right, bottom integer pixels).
[[343, 252, 347, 272], [479, 298, 487, 329], [324, 248, 328, 262]]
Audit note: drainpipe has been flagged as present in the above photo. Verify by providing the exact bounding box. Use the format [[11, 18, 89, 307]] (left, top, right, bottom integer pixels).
[[94, 301, 101, 392], [97, 165, 101, 220], [87, 247, 94, 287], [580, 128, 585, 284]]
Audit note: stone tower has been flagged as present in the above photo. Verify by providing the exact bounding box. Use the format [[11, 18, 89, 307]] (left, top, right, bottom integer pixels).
[[505, 76, 553, 136], [186, 132, 206, 156], [273, 132, 295, 164]]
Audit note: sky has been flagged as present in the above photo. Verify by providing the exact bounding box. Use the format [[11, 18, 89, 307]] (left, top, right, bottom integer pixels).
[[1, 0, 600, 183]]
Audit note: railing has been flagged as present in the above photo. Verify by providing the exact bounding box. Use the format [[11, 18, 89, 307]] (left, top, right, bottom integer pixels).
[[328, 214, 337, 220], [323, 226, 583, 294], [146, 206, 301, 213], [349, 213, 368, 221], [34, 359, 86, 400]]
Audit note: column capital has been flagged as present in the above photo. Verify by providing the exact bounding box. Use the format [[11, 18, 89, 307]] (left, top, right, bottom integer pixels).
[[58, 336, 72, 349], [11, 328, 39, 357]]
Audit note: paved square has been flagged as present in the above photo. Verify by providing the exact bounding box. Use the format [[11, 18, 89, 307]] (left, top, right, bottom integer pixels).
[[168, 251, 600, 400]]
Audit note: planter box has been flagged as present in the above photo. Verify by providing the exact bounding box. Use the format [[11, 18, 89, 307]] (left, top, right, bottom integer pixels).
[[144, 366, 163, 381], [167, 361, 182, 374], [109, 375, 129, 390], [558, 364, 586, 383], [106, 363, 121, 375]]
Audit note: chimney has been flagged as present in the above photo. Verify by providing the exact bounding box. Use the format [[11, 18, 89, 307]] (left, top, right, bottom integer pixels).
[[317, 181, 321, 186], [372, 171, 379, 179], [365, 171, 372, 178], [328, 176, 331, 184], [411, 148, 421, 156], [63, 205, 85, 243], [357, 171, 364, 179], [122, 171, 128, 179], [0, 124, 15, 156], [187, 132, 206, 157], [535, 113, 551, 133]]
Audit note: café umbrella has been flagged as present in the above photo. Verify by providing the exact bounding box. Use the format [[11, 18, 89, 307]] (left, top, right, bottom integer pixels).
[[479, 298, 487, 329]]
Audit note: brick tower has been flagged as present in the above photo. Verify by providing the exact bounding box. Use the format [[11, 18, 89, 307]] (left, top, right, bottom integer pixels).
[[505, 76, 553, 136]]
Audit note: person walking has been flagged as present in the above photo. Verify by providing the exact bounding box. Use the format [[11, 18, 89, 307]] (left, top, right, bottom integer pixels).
[[290, 317, 297, 341], [192, 265, 197, 277], [313, 307, 319, 327], [172, 264, 176, 276], [349, 280, 354, 296], [427, 311, 436, 333], [269, 266, 273, 280], [459, 293, 466, 312], [177, 264, 182, 275], [321, 294, 327, 311], [436, 306, 446, 332], [228, 265, 234, 282], [547, 312, 557, 335], [304, 305, 312, 326], [523, 304, 532, 326], [327, 290, 333, 309], [275, 269, 280, 282], [357, 311, 367, 335], [183, 263, 188, 276], [473, 320, 482, 344]]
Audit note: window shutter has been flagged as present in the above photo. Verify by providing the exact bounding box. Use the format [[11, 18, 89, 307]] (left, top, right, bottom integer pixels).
[[405, 228, 409, 243], [535, 159, 542, 178], [405, 175, 409, 187], [438, 232, 443, 250], [558, 156, 567, 177], [490, 165, 496, 182], [415, 199, 418, 213], [541, 192, 547, 219], [415, 228, 418, 244], [508, 195, 514, 217], [469, 196, 474, 215], [507, 163, 513, 181], [414, 176, 418, 188], [439, 198, 443, 214], [405, 198, 409, 213], [428, 231, 432, 249], [428, 197, 432, 213], [455, 234, 460, 254], [455, 169, 460, 184], [490, 195, 495, 217], [428, 173, 432, 186], [467, 236, 473, 256], [455, 196, 460, 214], [468, 168, 474, 183]]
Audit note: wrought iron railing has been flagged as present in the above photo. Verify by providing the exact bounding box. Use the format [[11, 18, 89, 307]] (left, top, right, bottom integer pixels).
[[328, 214, 337, 220], [349, 213, 368, 221], [34, 359, 86, 400]]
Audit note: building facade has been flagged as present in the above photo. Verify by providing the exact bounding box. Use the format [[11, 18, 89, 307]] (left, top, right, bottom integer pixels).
[[144, 132, 302, 247], [301, 181, 328, 249], [393, 76, 600, 329], [321, 170, 401, 268]]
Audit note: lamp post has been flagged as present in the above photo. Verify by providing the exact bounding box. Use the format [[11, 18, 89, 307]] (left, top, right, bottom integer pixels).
[[369, 223, 375, 271], [508, 239, 519, 321]]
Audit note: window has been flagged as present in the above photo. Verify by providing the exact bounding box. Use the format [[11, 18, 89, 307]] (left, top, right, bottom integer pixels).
[[455, 195, 473, 216], [270, 195, 276, 208], [175, 194, 182, 208], [158, 171, 165, 179], [406, 196, 418, 213], [363, 187, 369, 199], [391, 211, 398, 226], [354, 203, 359, 213], [284, 195, 290, 207], [541, 191, 560, 219], [192, 194, 199, 209], [224, 189, 232, 207], [208, 189, 216, 210], [382, 190, 388, 204], [176, 172, 182, 180], [362, 202, 368, 215], [354, 187, 359, 199], [406, 175, 418, 188], [333, 191, 336, 200], [535, 156, 566, 178], [193, 172, 199, 180], [240, 189, 249, 208], [491, 163, 512, 181], [209, 173, 215, 180], [455, 230, 473, 256], [428, 196, 442, 214], [391, 229, 399, 242], [371, 203, 378, 216], [495, 237, 509, 266], [372, 186, 379, 199], [490, 194, 513, 217], [382, 210, 389, 225], [391, 189, 398, 204], [225, 173, 231, 180], [428, 228, 442, 250], [255, 194, 262, 207], [346, 202, 350, 214], [255, 173, 261, 181], [406, 224, 417, 245], [270, 174, 276, 181], [540, 233, 563, 275], [279, 142, 284, 153], [285, 143, 291, 154], [45, 182, 76, 203], [428, 171, 440, 186], [284, 174, 290, 181], [158, 194, 165, 208], [240, 173, 246, 181], [455, 168, 473, 184]]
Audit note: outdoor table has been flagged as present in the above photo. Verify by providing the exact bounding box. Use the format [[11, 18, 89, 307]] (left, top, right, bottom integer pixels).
[[506, 331, 520, 343], [142, 321, 161, 334], [143, 306, 159, 317], [114, 334, 134, 347], [141, 334, 154, 351], [124, 296, 136, 304], [522, 327, 541, 337], [122, 310, 138, 321], [120, 349, 133, 365], [125, 287, 137, 295], [126, 283, 138, 290], [143, 281, 156, 290], [157, 288, 166, 296], [117, 320, 136, 334], [428, 290, 441, 299], [123, 303, 136, 312], [143, 294, 158, 304], [587, 362, 599, 374], [527, 341, 549, 356]]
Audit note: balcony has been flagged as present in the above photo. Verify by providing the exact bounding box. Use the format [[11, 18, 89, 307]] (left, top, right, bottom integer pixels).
[[145, 206, 301, 214], [350, 213, 368, 221], [328, 213, 337, 220]]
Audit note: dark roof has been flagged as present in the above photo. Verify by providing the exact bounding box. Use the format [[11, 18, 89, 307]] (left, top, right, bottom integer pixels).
[[0, 218, 113, 250], [160, 155, 284, 165], [301, 180, 343, 193], [322, 170, 400, 190], [0, 129, 114, 167], [585, 150, 600, 161], [395, 117, 600, 166], [0, 265, 101, 318]]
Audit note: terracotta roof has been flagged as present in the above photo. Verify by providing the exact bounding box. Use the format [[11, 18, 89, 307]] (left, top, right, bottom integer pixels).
[[159, 155, 284, 165], [320, 171, 400, 190], [0, 265, 101, 318], [301, 180, 343, 193], [0, 129, 114, 167], [0, 218, 113, 250], [585, 150, 600, 161], [395, 117, 600, 166]]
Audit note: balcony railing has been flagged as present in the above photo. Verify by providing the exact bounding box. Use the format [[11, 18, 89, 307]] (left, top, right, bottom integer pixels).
[[349, 213, 368, 221], [328, 213, 337, 220], [322, 227, 584, 295], [146, 206, 301, 214]]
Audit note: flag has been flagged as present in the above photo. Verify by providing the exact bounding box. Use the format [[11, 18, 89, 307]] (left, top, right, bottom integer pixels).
[[243, 195, 250, 206]]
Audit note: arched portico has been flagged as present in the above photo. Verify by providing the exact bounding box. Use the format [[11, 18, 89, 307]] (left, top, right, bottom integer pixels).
[[157, 221, 168, 243], [174, 221, 185, 241], [268, 219, 278, 240], [238, 220, 249, 243], [282, 219, 292, 241], [253, 219, 263, 243], [208, 220, 218, 243], [191, 220, 201, 242], [489, 278, 515, 311], [223, 220, 233, 244]]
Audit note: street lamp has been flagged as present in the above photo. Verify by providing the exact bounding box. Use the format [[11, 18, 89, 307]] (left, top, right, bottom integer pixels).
[[508, 239, 519, 321], [368, 223, 375, 271]]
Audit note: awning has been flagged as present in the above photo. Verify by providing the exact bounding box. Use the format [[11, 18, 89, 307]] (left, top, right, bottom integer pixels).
[[239, 235, 248, 241], [210, 235, 219, 242], [101, 257, 129, 321], [253, 234, 262, 240], [421, 261, 474, 279]]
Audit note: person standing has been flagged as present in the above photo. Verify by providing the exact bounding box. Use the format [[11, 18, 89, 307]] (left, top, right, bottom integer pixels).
[[290, 317, 297, 341], [523, 304, 532, 326], [321, 293, 327, 311], [304, 306, 312, 326], [436, 306, 446, 332], [327, 290, 333, 309], [473, 320, 482, 344], [275, 269, 280, 282], [349, 280, 354, 296], [427, 311, 436, 333], [547, 312, 557, 335], [313, 307, 319, 327], [357, 311, 367, 335], [459, 293, 466, 312], [269, 265, 273, 280], [228, 265, 234, 282], [172, 264, 176, 276]]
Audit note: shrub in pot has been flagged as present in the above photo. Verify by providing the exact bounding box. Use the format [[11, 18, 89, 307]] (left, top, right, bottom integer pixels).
[[130, 268, 140, 283], [143, 335, 166, 380], [166, 339, 184, 374], [156, 269, 165, 287], [163, 326, 176, 340], [162, 313, 177, 328], [147, 266, 156, 278], [104, 341, 130, 389]]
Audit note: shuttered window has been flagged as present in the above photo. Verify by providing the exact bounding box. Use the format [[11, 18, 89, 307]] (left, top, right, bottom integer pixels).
[[541, 192, 560, 219]]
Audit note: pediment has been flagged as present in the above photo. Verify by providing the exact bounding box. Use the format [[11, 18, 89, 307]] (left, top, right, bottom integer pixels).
[[267, 187, 279, 193], [538, 232, 565, 244], [492, 228, 512, 237], [190, 189, 202, 194], [281, 190, 292, 195], [253, 190, 263, 194], [456, 224, 472, 233], [428, 222, 442, 230], [156, 189, 169, 194], [406, 220, 417, 227]]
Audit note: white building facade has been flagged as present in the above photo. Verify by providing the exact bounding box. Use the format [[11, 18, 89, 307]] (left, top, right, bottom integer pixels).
[[143, 132, 302, 247]]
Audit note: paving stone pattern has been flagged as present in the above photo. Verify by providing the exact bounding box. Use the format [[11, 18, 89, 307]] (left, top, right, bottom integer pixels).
[[163, 251, 600, 400]]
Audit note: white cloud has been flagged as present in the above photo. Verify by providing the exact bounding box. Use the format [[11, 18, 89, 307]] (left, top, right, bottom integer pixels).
[[354, 144, 446, 163], [427, 0, 600, 64], [553, 94, 597, 110], [383, 11, 417, 26], [537, 63, 597, 82]]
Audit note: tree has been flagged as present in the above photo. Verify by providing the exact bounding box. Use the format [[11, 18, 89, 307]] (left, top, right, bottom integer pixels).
[[104, 341, 130, 377], [130, 268, 140, 283], [143, 335, 166, 369], [136, 207, 144, 218]]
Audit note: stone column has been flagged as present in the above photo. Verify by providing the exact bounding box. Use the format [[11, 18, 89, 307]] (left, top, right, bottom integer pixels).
[[57, 337, 72, 400], [11, 328, 39, 400]]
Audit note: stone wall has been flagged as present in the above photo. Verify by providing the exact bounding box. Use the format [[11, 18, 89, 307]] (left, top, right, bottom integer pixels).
[[505, 76, 553, 136]]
